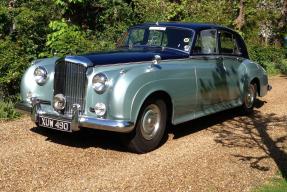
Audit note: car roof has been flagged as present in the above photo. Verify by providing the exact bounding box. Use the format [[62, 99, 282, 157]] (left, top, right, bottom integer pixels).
[[133, 22, 236, 33]]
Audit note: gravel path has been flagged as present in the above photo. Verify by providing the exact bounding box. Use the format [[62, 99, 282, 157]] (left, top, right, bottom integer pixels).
[[0, 76, 286, 192]]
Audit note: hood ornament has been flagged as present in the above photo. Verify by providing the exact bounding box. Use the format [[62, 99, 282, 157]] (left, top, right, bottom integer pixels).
[[147, 55, 161, 72], [152, 55, 161, 65]]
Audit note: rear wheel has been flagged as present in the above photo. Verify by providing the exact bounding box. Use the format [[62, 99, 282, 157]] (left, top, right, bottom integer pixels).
[[241, 82, 257, 115], [127, 98, 167, 153]]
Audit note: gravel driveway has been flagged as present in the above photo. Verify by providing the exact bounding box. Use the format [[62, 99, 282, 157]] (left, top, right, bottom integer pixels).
[[0, 76, 286, 192]]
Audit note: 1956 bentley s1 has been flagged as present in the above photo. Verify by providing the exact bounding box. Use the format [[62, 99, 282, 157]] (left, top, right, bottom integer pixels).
[[16, 22, 271, 153]]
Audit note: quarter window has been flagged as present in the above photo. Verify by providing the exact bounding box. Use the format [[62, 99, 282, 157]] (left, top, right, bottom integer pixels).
[[220, 31, 241, 55], [193, 29, 217, 54]]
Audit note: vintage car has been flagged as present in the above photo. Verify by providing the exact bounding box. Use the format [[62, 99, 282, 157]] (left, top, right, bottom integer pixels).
[[16, 22, 271, 153]]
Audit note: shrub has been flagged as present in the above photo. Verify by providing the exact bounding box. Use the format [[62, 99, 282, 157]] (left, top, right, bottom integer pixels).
[[40, 19, 115, 57], [249, 46, 286, 75], [0, 38, 30, 100], [278, 59, 287, 74], [0, 101, 20, 121]]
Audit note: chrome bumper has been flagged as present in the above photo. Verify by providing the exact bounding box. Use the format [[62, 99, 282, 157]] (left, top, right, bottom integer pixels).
[[16, 98, 134, 133]]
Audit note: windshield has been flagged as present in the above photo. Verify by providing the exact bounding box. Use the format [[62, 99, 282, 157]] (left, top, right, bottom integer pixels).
[[118, 26, 194, 53]]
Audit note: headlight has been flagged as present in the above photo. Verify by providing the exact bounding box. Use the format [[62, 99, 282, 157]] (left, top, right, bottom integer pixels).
[[34, 66, 48, 85], [92, 73, 108, 94]]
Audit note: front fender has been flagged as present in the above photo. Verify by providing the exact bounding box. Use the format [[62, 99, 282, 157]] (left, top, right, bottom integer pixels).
[[108, 61, 196, 124], [108, 64, 161, 122]]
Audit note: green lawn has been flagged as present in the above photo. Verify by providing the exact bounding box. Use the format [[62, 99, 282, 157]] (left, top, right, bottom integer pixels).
[[255, 177, 287, 192]]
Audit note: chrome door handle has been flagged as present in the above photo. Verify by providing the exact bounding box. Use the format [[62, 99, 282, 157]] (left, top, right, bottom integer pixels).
[[223, 64, 227, 71], [216, 56, 223, 60]]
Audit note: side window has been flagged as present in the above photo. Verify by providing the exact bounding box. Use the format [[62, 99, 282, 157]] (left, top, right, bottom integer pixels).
[[128, 28, 145, 46], [220, 31, 241, 55], [193, 29, 217, 54]]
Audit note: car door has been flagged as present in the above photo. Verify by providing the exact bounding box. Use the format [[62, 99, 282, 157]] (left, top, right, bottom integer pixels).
[[218, 30, 242, 102], [192, 29, 229, 115]]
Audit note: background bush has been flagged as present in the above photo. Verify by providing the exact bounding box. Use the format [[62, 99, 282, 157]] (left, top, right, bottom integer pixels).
[[0, 101, 20, 121], [249, 46, 286, 75], [0, 0, 286, 120]]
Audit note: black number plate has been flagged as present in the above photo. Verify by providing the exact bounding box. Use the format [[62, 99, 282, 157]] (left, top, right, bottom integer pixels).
[[38, 116, 72, 132]]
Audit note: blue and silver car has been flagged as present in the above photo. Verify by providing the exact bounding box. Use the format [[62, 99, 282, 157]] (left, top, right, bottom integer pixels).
[[16, 22, 271, 153]]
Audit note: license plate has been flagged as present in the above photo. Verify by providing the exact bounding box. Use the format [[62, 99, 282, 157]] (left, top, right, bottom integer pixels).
[[38, 116, 72, 132]]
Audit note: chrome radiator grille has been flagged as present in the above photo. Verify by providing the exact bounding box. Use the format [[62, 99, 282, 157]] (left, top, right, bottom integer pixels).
[[54, 60, 87, 115]]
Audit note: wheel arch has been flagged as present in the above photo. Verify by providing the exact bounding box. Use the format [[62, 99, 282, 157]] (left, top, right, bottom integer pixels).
[[250, 77, 260, 96], [131, 90, 173, 125]]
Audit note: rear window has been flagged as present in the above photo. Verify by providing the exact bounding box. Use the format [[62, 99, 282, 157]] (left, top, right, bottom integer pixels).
[[219, 31, 241, 55]]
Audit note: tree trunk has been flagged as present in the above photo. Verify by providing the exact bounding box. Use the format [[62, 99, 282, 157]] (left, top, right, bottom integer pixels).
[[278, 0, 287, 29], [8, 0, 16, 34], [274, 0, 287, 47], [234, 0, 245, 31]]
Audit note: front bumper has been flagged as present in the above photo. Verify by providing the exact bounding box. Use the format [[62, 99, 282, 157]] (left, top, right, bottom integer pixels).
[[15, 98, 134, 133]]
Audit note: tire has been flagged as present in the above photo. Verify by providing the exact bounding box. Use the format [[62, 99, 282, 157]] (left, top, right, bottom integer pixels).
[[127, 98, 167, 153], [241, 82, 257, 115]]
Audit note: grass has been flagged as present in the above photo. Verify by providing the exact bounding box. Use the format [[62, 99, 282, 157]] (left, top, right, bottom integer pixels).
[[254, 176, 287, 192]]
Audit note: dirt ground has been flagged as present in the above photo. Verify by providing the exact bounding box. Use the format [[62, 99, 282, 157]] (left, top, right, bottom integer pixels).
[[0, 76, 286, 192]]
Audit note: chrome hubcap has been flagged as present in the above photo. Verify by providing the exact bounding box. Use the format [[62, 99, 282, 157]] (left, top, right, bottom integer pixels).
[[245, 85, 255, 108], [141, 104, 161, 140]]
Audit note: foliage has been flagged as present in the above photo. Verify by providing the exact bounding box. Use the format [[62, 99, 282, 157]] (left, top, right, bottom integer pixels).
[[43, 19, 96, 57], [0, 101, 20, 121], [249, 46, 285, 75], [0, 0, 58, 100], [0, 38, 30, 100]]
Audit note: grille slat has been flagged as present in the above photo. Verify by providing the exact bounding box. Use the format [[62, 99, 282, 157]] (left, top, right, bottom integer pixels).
[[54, 60, 86, 115]]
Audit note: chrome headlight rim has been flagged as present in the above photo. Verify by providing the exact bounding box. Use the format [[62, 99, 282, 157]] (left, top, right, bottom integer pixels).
[[92, 73, 109, 94], [34, 66, 48, 85]]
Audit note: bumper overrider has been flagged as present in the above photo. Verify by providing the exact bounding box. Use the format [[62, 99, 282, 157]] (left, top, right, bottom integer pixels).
[[15, 97, 134, 133]]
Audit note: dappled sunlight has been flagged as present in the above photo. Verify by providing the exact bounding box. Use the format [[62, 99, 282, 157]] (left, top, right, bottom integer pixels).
[[209, 110, 287, 178]]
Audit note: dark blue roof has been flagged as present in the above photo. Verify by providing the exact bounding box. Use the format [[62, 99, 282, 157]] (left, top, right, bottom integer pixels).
[[133, 22, 235, 32]]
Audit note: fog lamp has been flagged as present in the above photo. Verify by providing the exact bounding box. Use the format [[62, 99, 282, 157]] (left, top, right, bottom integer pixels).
[[95, 103, 106, 116], [53, 94, 66, 111]]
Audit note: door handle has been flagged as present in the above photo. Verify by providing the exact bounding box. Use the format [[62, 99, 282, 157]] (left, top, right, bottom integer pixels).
[[222, 63, 227, 71], [216, 56, 223, 60]]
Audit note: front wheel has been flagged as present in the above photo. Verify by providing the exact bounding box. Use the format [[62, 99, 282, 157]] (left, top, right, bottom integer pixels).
[[127, 98, 167, 153], [241, 83, 257, 115]]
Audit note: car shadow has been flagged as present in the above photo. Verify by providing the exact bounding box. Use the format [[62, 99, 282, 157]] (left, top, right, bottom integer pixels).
[[171, 99, 287, 180], [30, 126, 130, 153], [171, 108, 239, 139], [209, 111, 287, 180], [171, 99, 266, 139]]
